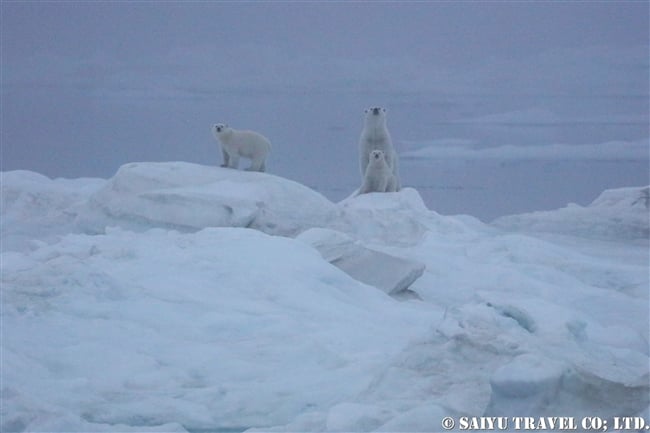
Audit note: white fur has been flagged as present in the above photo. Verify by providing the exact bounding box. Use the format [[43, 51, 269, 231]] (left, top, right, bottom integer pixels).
[[358, 150, 396, 194], [358, 107, 400, 191], [211, 124, 271, 172]]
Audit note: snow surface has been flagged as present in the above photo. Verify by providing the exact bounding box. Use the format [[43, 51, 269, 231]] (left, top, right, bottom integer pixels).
[[1, 162, 648, 432], [493, 186, 650, 241]]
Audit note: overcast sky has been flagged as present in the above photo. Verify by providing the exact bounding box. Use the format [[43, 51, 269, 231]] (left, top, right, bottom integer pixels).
[[2, 1, 648, 198]]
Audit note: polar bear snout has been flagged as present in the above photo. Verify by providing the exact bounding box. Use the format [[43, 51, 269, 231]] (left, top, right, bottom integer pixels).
[[364, 107, 386, 116], [372, 150, 383, 160]]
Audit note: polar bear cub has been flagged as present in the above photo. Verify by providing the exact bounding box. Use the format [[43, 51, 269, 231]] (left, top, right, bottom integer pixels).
[[358, 107, 401, 191], [211, 123, 271, 172], [359, 150, 397, 194]]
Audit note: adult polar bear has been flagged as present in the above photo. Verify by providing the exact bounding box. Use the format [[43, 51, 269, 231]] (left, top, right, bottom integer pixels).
[[211, 123, 271, 172], [358, 107, 401, 191]]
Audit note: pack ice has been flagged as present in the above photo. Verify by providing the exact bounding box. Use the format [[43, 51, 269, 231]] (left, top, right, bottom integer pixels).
[[1, 162, 648, 432]]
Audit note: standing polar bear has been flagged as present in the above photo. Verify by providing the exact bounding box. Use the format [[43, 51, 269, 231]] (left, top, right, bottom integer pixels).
[[359, 150, 397, 194], [211, 123, 271, 172], [358, 107, 401, 191]]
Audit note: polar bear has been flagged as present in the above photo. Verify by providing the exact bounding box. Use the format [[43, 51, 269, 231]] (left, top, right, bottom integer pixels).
[[358, 107, 401, 191], [211, 123, 271, 172], [358, 150, 397, 194]]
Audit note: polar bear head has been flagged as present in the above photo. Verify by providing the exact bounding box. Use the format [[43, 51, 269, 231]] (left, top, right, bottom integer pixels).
[[364, 106, 387, 127], [369, 149, 386, 165], [212, 123, 232, 139]]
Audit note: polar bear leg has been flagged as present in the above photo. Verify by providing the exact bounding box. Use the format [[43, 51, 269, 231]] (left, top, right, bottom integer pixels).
[[386, 175, 397, 192], [379, 178, 388, 193], [358, 181, 371, 195], [221, 148, 230, 168], [228, 154, 240, 169], [359, 175, 386, 195], [246, 155, 266, 172]]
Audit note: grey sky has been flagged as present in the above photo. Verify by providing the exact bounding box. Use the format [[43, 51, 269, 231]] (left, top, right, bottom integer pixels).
[[3, 2, 647, 63], [1, 1, 648, 218]]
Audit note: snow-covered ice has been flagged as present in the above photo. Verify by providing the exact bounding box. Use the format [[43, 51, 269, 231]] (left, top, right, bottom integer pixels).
[[493, 186, 650, 243], [2, 226, 433, 431], [1, 162, 648, 432], [1, 171, 104, 253], [75, 162, 338, 238]]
